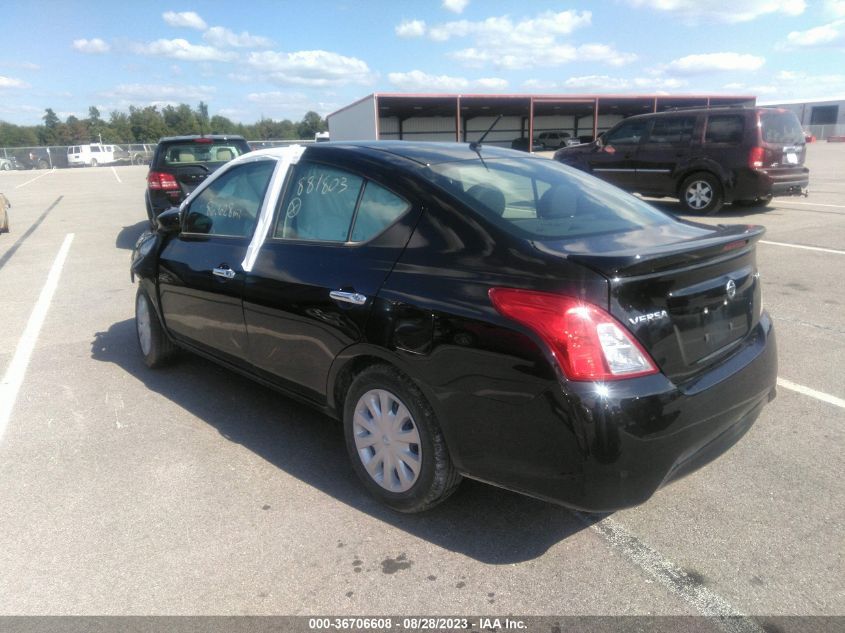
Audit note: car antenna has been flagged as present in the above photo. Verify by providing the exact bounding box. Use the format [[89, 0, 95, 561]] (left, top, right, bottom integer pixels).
[[469, 114, 502, 152]]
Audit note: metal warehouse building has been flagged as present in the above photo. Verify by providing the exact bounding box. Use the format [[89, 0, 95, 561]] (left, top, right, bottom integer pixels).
[[327, 93, 756, 146], [760, 97, 845, 140]]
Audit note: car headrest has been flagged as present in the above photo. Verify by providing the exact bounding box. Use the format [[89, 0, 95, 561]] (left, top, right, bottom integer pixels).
[[466, 184, 506, 217], [537, 185, 578, 219], [216, 148, 233, 161], [178, 151, 195, 162]]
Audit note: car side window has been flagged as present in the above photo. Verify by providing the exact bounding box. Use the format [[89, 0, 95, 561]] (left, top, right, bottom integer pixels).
[[605, 120, 648, 146], [185, 159, 276, 237], [645, 117, 696, 145], [705, 115, 744, 144], [275, 162, 364, 242], [350, 182, 410, 242]]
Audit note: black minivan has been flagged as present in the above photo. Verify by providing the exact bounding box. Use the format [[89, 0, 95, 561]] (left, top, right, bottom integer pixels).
[[554, 106, 809, 214]]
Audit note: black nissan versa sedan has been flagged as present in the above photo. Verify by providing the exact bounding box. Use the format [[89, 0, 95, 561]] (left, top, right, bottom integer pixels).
[[130, 141, 777, 513]]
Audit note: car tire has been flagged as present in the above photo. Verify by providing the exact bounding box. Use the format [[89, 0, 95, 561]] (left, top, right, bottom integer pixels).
[[1, 162, 10, 171], [679, 172, 723, 215], [135, 288, 176, 369], [343, 364, 461, 513], [90, 158, 98, 167], [37, 160, 48, 170], [734, 196, 772, 208]]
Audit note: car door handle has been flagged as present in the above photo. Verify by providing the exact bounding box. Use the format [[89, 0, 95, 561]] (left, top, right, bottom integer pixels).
[[329, 290, 367, 305], [212, 266, 236, 280]]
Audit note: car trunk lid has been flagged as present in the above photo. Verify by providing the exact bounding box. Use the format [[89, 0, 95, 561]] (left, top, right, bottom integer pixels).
[[539, 224, 765, 382]]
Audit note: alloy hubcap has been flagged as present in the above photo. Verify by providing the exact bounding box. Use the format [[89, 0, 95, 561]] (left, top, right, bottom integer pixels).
[[353, 389, 422, 493], [136, 295, 152, 356], [686, 181, 713, 209]]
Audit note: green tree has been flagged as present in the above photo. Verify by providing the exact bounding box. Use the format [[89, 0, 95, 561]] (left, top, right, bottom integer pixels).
[[297, 110, 327, 139], [87, 106, 106, 143], [0, 121, 39, 147], [162, 104, 200, 136], [108, 111, 132, 143], [209, 114, 237, 135], [196, 101, 210, 133], [129, 105, 168, 142], [39, 108, 61, 144]]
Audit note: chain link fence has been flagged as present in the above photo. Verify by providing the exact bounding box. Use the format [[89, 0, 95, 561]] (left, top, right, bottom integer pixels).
[[0, 139, 311, 170]]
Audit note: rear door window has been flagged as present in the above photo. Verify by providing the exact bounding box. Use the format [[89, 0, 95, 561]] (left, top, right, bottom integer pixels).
[[350, 182, 410, 242], [161, 142, 247, 166], [705, 115, 744, 144], [645, 117, 696, 145]]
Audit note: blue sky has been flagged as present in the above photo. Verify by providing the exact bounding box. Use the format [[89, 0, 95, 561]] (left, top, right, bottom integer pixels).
[[1, 0, 844, 125]]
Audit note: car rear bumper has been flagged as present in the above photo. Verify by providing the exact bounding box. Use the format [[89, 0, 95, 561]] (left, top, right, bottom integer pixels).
[[732, 167, 809, 200], [444, 313, 777, 512]]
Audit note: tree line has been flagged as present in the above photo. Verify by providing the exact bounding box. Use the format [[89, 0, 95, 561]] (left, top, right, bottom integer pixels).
[[0, 102, 328, 147]]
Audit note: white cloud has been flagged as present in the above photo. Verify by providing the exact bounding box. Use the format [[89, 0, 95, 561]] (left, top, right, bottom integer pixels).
[[99, 83, 217, 101], [785, 20, 845, 47], [524, 74, 687, 92], [247, 50, 374, 86], [828, 0, 845, 17], [0, 75, 28, 89], [162, 11, 207, 30], [203, 26, 273, 48], [395, 19, 427, 38], [442, 0, 470, 13], [400, 10, 635, 71], [134, 39, 237, 62], [666, 52, 765, 74], [387, 70, 507, 91], [627, 0, 805, 23], [72, 38, 110, 54]]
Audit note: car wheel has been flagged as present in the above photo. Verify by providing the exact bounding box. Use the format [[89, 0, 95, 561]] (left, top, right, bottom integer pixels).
[[37, 159, 48, 170], [679, 172, 723, 215], [343, 365, 461, 513], [90, 158, 98, 167], [135, 288, 176, 368], [734, 196, 772, 208], [1, 162, 10, 171]]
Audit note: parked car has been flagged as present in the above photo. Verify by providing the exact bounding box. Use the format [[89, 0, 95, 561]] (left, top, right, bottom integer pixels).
[[67, 143, 122, 167], [534, 131, 579, 150], [145, 135, 251, 225], [131, 141, 777, 513], [554, 106, 809, 214], [130, 144, 156, 165], [0, 157, 15, 171], [0, 193, 9, 233], [13, 148, 51, 170], [510, 137, 543, 152]]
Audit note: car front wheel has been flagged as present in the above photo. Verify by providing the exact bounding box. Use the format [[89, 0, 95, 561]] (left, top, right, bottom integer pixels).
[[679, 172, 723, 215], [343, 365, 461, 513], [135, 288, 176, 368]]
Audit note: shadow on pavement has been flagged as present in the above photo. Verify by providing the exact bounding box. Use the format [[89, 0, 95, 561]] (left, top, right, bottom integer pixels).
[[91, 318, 599, 564], [116, 221, 150, 250]]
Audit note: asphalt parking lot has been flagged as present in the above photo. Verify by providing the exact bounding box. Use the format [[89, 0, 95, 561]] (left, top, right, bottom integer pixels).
[[0, 147, 842, 620]]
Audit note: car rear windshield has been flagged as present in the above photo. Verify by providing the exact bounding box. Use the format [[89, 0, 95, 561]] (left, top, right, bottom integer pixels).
[[760, 111, 805, 144], [159, 142, 248, 166], [424, 157, 675, 240]]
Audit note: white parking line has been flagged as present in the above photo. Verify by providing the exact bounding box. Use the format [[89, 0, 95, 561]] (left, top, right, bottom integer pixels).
[[777, 378, 845, 409], [14, 168, 55, 189], [576, 513, 764, 633], [760, 240, 845, 255], [781, 200, 845, 209], [0, 233, 74, 444], [111, 166, 122, 183]]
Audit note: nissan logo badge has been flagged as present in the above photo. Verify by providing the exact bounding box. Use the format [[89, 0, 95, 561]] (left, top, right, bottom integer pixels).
[[726, 279, 737, 300]]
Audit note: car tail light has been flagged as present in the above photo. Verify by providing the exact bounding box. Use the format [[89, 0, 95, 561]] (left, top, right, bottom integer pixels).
[[489, 288, 658, 381], [147, 171, 179, 191], [193, 137, 213, 143], [749, 146, 765, 169]]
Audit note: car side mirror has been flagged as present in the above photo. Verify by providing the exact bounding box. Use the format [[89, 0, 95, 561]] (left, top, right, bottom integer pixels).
[[595, 134, 605, 149], [156, 207, 182, 233]]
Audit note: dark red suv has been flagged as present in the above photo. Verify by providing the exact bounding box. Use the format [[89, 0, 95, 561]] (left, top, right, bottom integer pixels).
[[554, 106, 809, 214], [145, 135, 251, 224]]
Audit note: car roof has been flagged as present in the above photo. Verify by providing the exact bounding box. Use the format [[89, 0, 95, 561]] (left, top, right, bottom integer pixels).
[[623, 106, 791, 122], [307, 141, 530, 166], [157, 134, 247, 143]]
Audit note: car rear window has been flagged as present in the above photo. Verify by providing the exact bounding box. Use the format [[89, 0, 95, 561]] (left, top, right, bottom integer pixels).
[[761, 110, 805, 144], [424, 157, 674, 240], [159, 142, 248, 166]]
